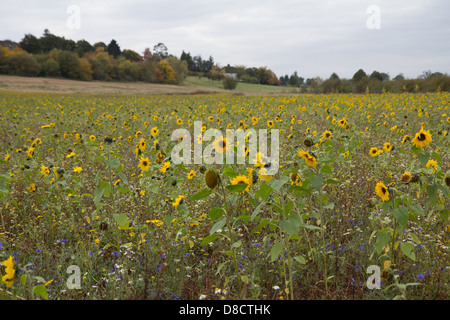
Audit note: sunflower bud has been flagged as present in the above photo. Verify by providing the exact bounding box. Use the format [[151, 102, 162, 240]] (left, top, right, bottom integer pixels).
[[205, 170, 219, 189]]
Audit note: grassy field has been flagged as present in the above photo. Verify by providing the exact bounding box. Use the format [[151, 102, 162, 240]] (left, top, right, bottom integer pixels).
[[0, 89, 448, 300]]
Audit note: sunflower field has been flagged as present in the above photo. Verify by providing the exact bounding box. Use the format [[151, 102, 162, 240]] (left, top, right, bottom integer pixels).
[[0, 90, 449, 300]]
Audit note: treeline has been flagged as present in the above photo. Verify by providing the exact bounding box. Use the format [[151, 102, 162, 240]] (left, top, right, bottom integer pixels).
[[279, 69, 450, 93], [0, 29, 188, 84]]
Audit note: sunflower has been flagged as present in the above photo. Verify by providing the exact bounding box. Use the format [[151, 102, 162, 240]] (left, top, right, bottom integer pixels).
[[298, 149, 317, 168], [139, 138, 146, 151], [138, 157, 151, 172], [338, 119, 347, 128], [156, 151, 165, 164], [290, 172, 302, 185], [321, 130, 332, 140], [267, 120, 274, 128], [41, 165, 50, 177], [383, 142, 393, 152], [412, 127, 432, 148], [214, 137, 229, 154], [426, 159, 438, 173], [172, 195, 185, 208], [176, 118, 183, 125], [400, 172, 412, 184], [1, 256, 15, 288], [187, 170, 196, 180], [401, 135, 411, 144], [445, 175, 450, 187], [26, 147, 35, 158], [375, 181, 390, 202], [27, 183, 36, 192], [369, 147, 381, 157], [89, 135, 96, 141], [230, 175, 250, 193], [73, 166, 83, 173], [151, 127, 159, 137], [159, 161, 170, 174]]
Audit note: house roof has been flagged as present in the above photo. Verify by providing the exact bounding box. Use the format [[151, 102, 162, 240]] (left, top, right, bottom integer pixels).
[[223, 64, 237, 74]]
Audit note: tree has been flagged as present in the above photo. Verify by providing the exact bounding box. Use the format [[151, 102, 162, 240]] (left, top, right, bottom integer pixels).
[[352, 69, 367, 82], [158, 60, 176, 84], [180, 51, 194, 71], [393, 73, 404, 82], [369, 70, 383, 81], [76, 39, 93, 57], [57, 50, 82, 79], [6, 52, 41, 76], [93, 42, 107, 51], [107, 39, 121, 58], [288, 71, 301, 87], [153, 43, 168, 60], [19, 34, 41, 54], [122, 49, 141, 62], [166, 56, 188, 84], [142, 48, 152, 62], [223, 76, 237, 90]]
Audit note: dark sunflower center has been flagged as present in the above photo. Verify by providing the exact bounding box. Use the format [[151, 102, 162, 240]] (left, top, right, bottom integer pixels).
[[418, 133, 426, 141], [381, 187, 387, 194], [143, 161, 148, 166], [220, 141, 226, 148]]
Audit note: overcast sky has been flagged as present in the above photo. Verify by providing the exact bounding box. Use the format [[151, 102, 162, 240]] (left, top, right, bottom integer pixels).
[[1, 0, 449, 79]]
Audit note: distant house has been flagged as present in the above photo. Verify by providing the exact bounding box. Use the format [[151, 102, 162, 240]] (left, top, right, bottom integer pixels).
[[223, 64, 237, 79]]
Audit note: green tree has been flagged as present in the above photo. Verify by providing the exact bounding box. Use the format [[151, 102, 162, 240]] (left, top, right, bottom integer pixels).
[[107, 39, 121, 58], [223, 76, 238, 90], [166, 56, 188, 84], [76, 39, 93, 57], [19, 34, 41, 54], [122, 49, 141, 62], [57, 50, 82, 79], [6, 52, 41, 76]]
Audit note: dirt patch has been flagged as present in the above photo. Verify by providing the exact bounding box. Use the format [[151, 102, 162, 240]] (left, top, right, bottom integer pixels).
[[0, 75, 229, 95]]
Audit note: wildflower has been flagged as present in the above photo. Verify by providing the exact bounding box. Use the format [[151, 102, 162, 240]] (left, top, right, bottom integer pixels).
[[187, 170, 196, 180], [172, 195, 185, 208], [66, 151, 75, 158], [412, 127, 432, 148], [27, 183, 36, 192], [267, 120, 274, 128], [89, 135, 96, 141], [426, 159, 438, 173], [176, 118, 183, 125], [4, 153, 10, 161], [138, 157, 151, 172], [73, 166, 83, 173], [375, 181, 389, 202], [1, 256, 15, 288], [230, 175, 250, 193], [151, 127, 159, 137]]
